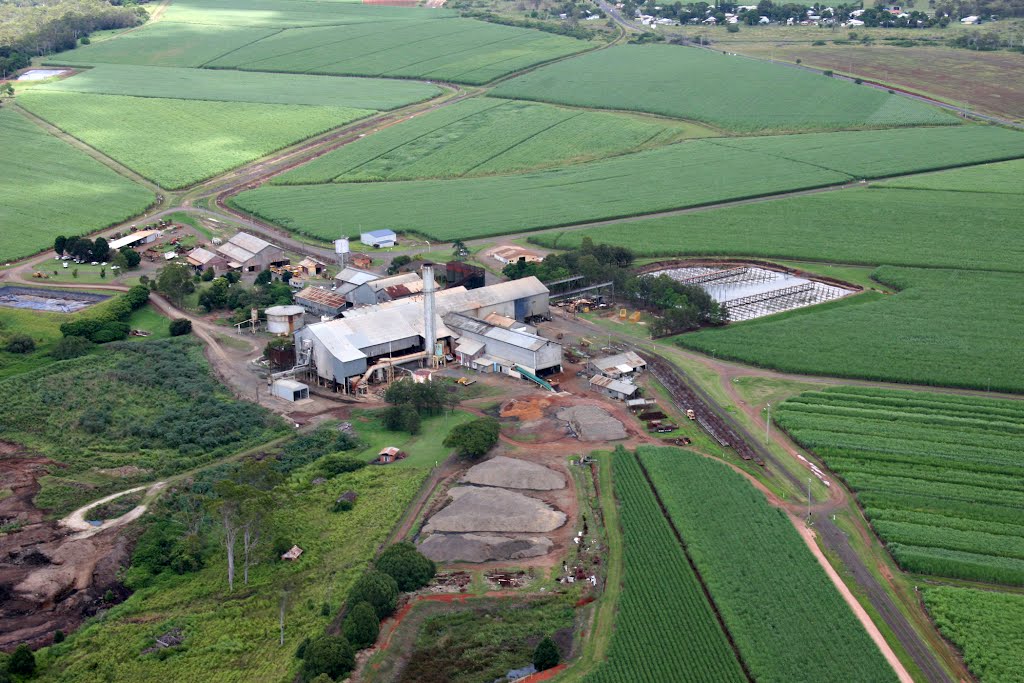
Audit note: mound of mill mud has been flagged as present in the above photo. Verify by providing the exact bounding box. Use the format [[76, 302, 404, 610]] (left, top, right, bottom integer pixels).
[[418, 533, 553, 564], [423, 486, 566, 534], [462, 456, 565, 491], [556, 405, 627, 441]]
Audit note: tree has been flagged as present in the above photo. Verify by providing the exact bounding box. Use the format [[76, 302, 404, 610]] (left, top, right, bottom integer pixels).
[[383, 403, 420, 434], [346, 569, 399, 619], [109, 249, 128, 273], [4, 334, 35, 354], [387, 254, 412, 275], [451, 240, 470, 260], [51, 335, 92, 360], [93, 236, 110, 262], [375, 542, 435, 592], [255, 269, 273, 286], [533, 636, 560, 671], [8, 643, 36, 676], [156, 263, 195, 305], [0, 82, 13, 107], [342, 601, 380, 649], [54, 235, 67, 256], [201, 267, 215, 282], [443, 417, 500, 460], [210, 481, 246, 591], [301, 636, 354, 682], [120, 246, 141, 269]]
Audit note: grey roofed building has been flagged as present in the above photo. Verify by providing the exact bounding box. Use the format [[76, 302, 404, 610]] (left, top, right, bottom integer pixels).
[[344, 276, 549, 322], [216, 231, 287, 272], [294, 286, 347, 318], [334, 267, 380, 296], [445, 312, 561, 376], [590, 351, 647, 378], [589, 374, 638, 400], [346, 271, 426, 307]]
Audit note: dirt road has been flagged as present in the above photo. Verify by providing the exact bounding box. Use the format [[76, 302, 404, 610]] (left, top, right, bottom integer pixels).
[[61, 482, 166, 539]]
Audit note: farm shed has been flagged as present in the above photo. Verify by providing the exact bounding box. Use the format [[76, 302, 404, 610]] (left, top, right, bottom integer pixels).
[[589, 374, 638, 401], [265, 305, 305, 335], [272, 379, 309, 402], [297, 257, 327, 277], [294, 286, 347, 318], [108, 229, 159, 251], [376, 446, 406, 464], [590, 351, 647, 378], [334, 266, 380, 297], [490, 245, 544, 265], [445, 312, 562, 377], [185, 247, 228, 274], [360, 229, 397, 248], [216, 232, 287, 272], [350, 254, 373, 269]]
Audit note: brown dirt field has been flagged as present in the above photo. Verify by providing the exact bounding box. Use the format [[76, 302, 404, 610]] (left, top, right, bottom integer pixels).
[[731, 43, 1024, 122], [0, 445, 134, 652]]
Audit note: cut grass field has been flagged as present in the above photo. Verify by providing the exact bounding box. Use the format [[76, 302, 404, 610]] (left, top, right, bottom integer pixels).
[[491, 43, 955, 132], [17, 91, 374, 190], [274, 98, 707, 184], [777, 387, 1024, 585], [205, 16, 593, 84], [677, 266, 1024, 393], [35, 64, 441, 110], [532, 186, 1024, 273], [726, 43, 1024, 123], [638, 446, 897, 682], [923, 586, 1024, 683], [0, 108, 154, 263], [233, 125, 1024, 241]]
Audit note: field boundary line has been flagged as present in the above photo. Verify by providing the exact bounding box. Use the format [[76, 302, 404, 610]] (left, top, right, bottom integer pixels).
[[632, 450, 755, 682], [197, 28, 285, 68], [459, 111, 583, 176]]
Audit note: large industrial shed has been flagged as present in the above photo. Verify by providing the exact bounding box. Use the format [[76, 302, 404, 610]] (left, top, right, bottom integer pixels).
[[294, 287, 347, 318], [334, 267, 380, 298], [445, 312, 562, 376], [216, 232, 287, 272], [345, 272, 426, 307], [360, 229, 397, 248]]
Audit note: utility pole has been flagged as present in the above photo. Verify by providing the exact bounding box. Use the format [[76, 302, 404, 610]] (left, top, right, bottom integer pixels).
[[807, 477, 812, 521], [765, 402, 771, 440]]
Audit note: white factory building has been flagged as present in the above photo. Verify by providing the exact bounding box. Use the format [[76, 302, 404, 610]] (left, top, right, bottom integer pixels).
[[293, 272, 558, 392]]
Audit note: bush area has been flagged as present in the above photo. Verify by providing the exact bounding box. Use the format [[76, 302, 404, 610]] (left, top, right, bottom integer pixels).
[[59, 284, 149, 343], [0, 0, 144, 67], [638, 447, 895, 682], [777, 387, 1024, 584], [0, 337, 287, 514]]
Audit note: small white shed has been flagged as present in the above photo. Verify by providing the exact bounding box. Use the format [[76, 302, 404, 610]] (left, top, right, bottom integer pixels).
[[360, 229, 397, 248], [272, 379, 309, 402]]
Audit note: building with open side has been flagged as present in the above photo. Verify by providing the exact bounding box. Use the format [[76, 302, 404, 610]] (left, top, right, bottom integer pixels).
[[589, 375, 639, 401], [445, 312, 562, 377], [589, 351, 647, 378], [294, 287, 347, 318], [216, 232, 287, 273]]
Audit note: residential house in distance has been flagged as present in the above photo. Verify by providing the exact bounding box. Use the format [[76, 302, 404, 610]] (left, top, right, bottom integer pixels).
[[216, 232, 288, 273]]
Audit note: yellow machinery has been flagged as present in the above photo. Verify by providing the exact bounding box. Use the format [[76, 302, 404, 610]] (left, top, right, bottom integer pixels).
[[619, 308, 628, 320], [629, 311, 642, 323]]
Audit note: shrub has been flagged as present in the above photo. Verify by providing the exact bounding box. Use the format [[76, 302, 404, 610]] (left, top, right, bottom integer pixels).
[[201, 267, 215, 282], [8, 643, 36, 676], [346, 569, 399, 619], [375, 542, 436, 592], [726, 23, 739, 32], [4, 334, 35, 354], [342, 601, 380, 649], [53, 629, 65, 643], [318, 455, 365, 478], [533, 636, 560, 671], [51, 335, 93, 360], [169, 319, 192, 336], [383, 403, 420, 434], [823, 69, 834, 77], [812, 40, 826, 46], [443, 417, 500, 460], [80, 36, 91, 44], [855, 78, 863, 84], [300, 635, 355, 682]]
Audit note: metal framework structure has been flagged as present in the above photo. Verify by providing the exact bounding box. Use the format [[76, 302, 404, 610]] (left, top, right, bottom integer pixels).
[[549, 281, 615, 301]]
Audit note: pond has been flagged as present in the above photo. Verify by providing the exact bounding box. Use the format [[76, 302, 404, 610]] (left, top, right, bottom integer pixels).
[[0, 286, 109, 313]]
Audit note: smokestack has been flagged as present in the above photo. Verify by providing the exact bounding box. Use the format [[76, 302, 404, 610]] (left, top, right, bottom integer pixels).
[[423, 263, 436, 363]]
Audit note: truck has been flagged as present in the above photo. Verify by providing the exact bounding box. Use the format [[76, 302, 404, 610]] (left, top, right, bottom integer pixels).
[[686, 409, 696, 420]]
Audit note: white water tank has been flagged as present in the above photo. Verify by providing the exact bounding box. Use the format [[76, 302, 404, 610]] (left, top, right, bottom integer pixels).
[[265, 305, 306, 335]]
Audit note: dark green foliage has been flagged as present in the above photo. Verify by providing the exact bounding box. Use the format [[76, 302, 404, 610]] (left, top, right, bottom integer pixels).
[[375, 542, 435, 592], [301, 635, 354, 682], [346, 569, 399, 619], [383, 403, 420, 434], [383, 379, 456, 417], [156, 263, 196, 304], [4, 334, 35, 354], [54, 235, 67, 256], [317, 455, 366, 478], [255, 269, 272, 286], [295, 636, 311, 660], [442, 417, 500, 460], [534, 636, 560, 671], [58, 287, 149, 344], [53, 630, 65, 644], [120, 247, 141, 268], [130, 516, 205, 582], [201, 267, 215, 281], [332, 498, 354, 513], [387, 255, 411, 275], [169, 318, 192, 336], [276, 425, 360, 474], [342, 601, 380, 649], [103, 589, 115, 602], [7, 644, 35, 676]]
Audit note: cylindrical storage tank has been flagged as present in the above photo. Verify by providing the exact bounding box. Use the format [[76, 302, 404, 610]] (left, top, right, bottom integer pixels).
[[265, 305, 306, 335]]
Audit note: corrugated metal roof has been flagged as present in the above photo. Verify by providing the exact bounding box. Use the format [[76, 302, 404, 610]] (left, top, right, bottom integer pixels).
[[347, 277, 547, 318], [363, 229, 396, 239], [273, 379, 307, 391], [335, 267, 379, 286], [186, 247, 219, 265], [305, 324, 366, 363], [108, 229, 160, 251], [295, 287, 346, 310], [368, 272, 422, 292], [266, 305, 305, 317], [455, 339, 485, 356], [589, 375, 638, 396], [217, 242, 255, 264], [444, 312, 550, 352], [228, 232, 274, 254], [311, 306, 452, 356], [298, 257, 325, 269], [593, 351, 646, 372]]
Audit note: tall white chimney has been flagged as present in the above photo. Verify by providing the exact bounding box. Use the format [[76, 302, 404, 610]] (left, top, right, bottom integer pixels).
[[422, 263, 436, 363]]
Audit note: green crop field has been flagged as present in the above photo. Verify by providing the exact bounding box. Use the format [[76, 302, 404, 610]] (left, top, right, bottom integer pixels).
[[879, 158, 1024, 194], [35, 64, 441, 110], [234, 125, 1024, 241], [923, 586, 1024, 683], [0, 109, 154, 263], [161, 0, 445, 28], [275, 98, 704, 184], [531, 187, 1024, 273], [638, 447, 896, 682], [584, 449, 745, 682], [678, 266, 1024, 392], [18, 91, 374, 189], [776, 387, 1024, 585], [491, 44, 955, 131], [205, 16, 593, 85]]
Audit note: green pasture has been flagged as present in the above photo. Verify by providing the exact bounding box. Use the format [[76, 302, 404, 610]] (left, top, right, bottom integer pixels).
[[639, 447, 897, 682], [275, 98, 706, 184], [0, 108, 154, 263], [678, 267, 1024, 393], [18, 91, 374, 190], [491, 43, 954, 132], [878, 157, 1024, 194], [162, 0, 445, 28], [35, 64, 441, 110], [206, 16, 593, 85], [923, 586, 1024, 683], [0, 300, 113, 380], [234, 125, 1024, 242], [533, 187, 1024, 273], [342, 408, 476, 469]]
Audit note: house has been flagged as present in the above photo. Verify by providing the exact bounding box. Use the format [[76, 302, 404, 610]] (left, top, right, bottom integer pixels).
[[350, 254, 373, 269], [589, 351, 647, 378], [360, 229, 397, 248], [281, 545, 303, 561], [489, 245, 545, 266], [297, 257, 327, 278], [216, 232, 287, 273], [109, 229, 160, 252], [294, 286, 347, 318], [185, 247, 228, 274], [589, 375, 638, 401], [376, 446, 407, 464]]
